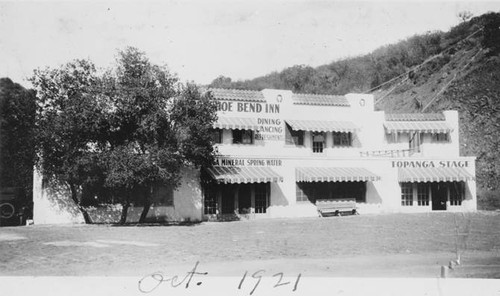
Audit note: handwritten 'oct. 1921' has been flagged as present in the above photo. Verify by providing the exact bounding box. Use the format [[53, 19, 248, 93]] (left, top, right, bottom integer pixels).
[[138, 261, 301, 295]]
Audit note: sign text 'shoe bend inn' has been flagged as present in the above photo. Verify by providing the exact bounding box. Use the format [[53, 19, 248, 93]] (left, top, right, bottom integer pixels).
[[216, 101, 281, 113]]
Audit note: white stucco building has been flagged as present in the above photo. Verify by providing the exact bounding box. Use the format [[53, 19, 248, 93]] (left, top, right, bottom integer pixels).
[[33, 88, 476, 224]]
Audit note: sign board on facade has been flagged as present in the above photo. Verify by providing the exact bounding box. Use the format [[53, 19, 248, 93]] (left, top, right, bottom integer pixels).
[[216, 158, 283, 167], [391, 160, 469, 168]]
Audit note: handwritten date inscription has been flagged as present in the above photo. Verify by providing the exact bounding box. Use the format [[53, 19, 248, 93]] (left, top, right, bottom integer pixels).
[[138, 261, 301, 295]]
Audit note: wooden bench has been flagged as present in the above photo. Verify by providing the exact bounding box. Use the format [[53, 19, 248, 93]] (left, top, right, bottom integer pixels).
[[316, 198, 357, 217]]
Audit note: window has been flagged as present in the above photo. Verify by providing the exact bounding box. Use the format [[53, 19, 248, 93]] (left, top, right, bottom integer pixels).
[[432, 133, 449, 143], [386, 133, 398, 144], [296, 182, 365, 203], [401, 183, 413, 206], [333, 132, 352, 147], [331, 182, 365, 202], [204, 188, 218, 215], [210, 129, 222, 144], [417, 183, 430, 206], [255, 183, 268, 213], [152, 185, 174, 206], [296, 183, 310, 202], [285, 124, 304, 146], [449, 182, 464, 206], [232, 129, 254, 144], [312, 132, 326, 153]]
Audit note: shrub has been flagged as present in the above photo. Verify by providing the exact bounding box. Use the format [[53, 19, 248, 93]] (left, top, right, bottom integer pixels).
[[477, 188, 500, 211]]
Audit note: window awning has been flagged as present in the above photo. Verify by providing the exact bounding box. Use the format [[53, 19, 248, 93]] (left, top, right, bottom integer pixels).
[[398, 167, 475, 182], [213, 117, 258, 130], [286, 120, 358, 133], [206, 166, 283, 184], [384, 121, 453, 134], [296, 167, 380, 182]]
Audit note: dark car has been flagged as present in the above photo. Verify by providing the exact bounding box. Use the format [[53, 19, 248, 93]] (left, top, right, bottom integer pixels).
[[0, 187, 31, 226]]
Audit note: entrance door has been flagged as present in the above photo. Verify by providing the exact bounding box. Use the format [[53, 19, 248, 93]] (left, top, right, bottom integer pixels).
[[431, 183, 447, 211], [221, 186, 235, 214], [238, 184, 252, 214]]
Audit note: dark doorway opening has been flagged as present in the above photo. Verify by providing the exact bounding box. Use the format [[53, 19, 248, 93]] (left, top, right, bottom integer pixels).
[[296, 181, 366, 204], [431, 182, 447, 211], [238, 184, 252, 214], [221, 185, 235, 214]]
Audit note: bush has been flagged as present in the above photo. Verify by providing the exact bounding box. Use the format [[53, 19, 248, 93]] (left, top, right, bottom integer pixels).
[[477, 188, 500, 211]]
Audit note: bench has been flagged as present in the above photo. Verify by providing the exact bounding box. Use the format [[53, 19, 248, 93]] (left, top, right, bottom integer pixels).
[[316, 198, 357, 217]]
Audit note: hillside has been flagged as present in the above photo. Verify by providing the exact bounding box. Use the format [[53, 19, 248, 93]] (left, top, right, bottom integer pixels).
[[208, 12, 500, 201]]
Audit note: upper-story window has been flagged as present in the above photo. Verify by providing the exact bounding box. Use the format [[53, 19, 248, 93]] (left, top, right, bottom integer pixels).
[[285, 124, 304, 146], [312, 132, 325, 153], [233, 129, 254, 144], [333, 132, 352, 147], [210, 129, 223, 144], [432, 133, 449, 143]]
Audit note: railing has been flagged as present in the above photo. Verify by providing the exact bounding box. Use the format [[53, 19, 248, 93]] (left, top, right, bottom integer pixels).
[[359, 148, 419, 158]]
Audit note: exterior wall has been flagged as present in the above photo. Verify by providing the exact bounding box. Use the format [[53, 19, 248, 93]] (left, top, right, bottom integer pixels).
[[210, 89, 476, 218], [383, 110, 459, 158], [209, 156, 476, 218], [33, 170, 85, 224], [33, 167, 202, 224], [126, 167, 203, 222]]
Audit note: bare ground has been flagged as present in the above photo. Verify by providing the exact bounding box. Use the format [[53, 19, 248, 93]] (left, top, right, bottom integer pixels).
[[0, 212, 499, 278]]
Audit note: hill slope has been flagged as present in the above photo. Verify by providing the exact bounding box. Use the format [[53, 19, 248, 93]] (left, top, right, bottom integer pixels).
[[208, 12, 500, 200]]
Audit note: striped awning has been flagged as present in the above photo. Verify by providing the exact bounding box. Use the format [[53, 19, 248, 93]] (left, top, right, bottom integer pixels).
[[286, 120, 358, 133], [384, 121, 452, 133], [296, 167, 380, 182], [213, 117, 258, 130], [206, 166, 283, 184], [398, 167, 475, 182]]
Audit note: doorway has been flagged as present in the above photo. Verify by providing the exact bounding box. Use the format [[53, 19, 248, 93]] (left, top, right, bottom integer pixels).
[[431, 182, 447, 211], [221, 186, 235, 214], [238, 184, 252, 214]]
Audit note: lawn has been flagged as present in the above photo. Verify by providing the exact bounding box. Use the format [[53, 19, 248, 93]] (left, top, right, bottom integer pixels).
[[0, 211, 499, 278]]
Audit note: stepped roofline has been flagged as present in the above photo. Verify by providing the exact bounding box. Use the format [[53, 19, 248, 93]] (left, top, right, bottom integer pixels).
[[207, 88, 265, 102], [385, 113, 446, 121], [292, 93, 349, 106], [206, 88, 350, 106]]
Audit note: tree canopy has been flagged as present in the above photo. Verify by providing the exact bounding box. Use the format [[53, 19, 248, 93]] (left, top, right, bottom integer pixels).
[[0, 78, 36, 206], [30, 47, 218, 224]]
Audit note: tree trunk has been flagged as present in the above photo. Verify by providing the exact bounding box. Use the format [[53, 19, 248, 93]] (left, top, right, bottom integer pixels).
[[119, 201, 130, 225], [138, 188, 152, 223], [68, 182, 93, 224]]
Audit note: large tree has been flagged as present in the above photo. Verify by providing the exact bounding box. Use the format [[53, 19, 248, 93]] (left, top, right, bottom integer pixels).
[[30, 60, 106, 223], [31, 47, 218, 224], [101, 48, 218, 223], [100, 47, 182, 224]]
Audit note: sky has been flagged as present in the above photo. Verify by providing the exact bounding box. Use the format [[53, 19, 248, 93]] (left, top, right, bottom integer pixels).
[[1, 1, 499, 88]]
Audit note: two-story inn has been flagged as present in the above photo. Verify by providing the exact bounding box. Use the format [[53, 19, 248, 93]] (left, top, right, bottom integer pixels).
[[199, 88, 476, 220], [33, 88, 477, 224]]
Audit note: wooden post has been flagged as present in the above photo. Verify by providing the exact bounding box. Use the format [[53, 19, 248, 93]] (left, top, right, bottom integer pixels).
[[441, 266, 448, 278]]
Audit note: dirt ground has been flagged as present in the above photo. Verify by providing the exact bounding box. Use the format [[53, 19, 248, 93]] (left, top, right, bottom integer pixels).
[[1, 211, 500, 278]]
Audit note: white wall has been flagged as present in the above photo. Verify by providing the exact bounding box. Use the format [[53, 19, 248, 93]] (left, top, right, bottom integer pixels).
[[33, 167, 202, 224], [33, 170, 85, 224]]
